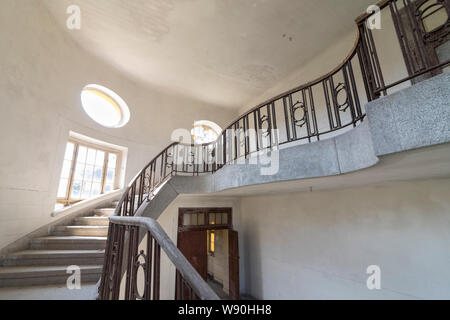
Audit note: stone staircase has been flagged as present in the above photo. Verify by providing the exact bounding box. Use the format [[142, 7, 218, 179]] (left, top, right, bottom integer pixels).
[[0, 201, 118, 288]]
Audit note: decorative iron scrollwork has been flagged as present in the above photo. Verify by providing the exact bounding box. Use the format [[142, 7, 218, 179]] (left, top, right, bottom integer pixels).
[[416, 0, 449, 42], [108, 242, 119, 294], [237, 127, 246, 147], [166, 152, 173, 169], [292, 101, 307, 128], [187, 151, 195, 167], [133, 250, 147, 300], [259, 115, 271, 137], [335, 82, 350, 112]]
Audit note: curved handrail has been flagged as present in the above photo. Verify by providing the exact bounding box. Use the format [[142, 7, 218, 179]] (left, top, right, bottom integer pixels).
[[113, 0, 447, 220], [113, 14, 368, 219], [100, 0, 450, 300]]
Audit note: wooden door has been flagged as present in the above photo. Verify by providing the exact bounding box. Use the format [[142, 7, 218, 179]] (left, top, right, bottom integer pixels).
[[177, 230, 208, 280], [228, 230, 240, 300]]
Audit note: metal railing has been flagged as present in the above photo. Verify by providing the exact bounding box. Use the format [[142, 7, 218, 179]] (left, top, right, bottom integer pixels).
[[99, 0, 450, 300], [98, 216, 220, 300]]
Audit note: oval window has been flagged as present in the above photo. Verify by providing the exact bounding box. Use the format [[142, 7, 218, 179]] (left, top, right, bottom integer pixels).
[[81, 84, 130, 128], [191, 120, 222, 144]]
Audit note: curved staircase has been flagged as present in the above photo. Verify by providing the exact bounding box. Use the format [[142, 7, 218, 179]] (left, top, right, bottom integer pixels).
[[0, 201, 118, 288]]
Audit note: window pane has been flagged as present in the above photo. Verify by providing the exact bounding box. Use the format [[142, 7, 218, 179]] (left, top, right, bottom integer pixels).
[[104, 184, 113, 193], [106, 168, 115, 183], [222, 213, 228, 225], [108, 153, 117, 168], [64, 143, 75, 160], [74, 163, 85, 181], [209, 213, 215, 225], [183, 214, 191, 226], [81, 182, 92, 198], [57, 178, 68, 198], [83, 165, 94, 181], [77, 146, 87, 163], [71, 181, 82, 199], [191, 214, 198, 226], [86, 148, 96, 165], [93, 166, 103, 182], [95, 151, 105, 166], [198, 213, 205, 225], [92, 182, 101, 196], [215, 213, 222, 225], [60, 160, 72, 179]]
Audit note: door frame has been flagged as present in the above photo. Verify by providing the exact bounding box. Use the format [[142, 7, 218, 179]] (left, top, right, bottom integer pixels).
[[176, 207, 238, 299]]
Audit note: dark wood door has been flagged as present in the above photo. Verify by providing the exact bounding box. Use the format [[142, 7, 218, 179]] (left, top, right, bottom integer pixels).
[[177, 230, 208, 280], [228, 230, 240, 300]]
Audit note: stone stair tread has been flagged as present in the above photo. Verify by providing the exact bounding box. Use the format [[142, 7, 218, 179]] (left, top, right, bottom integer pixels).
[[34, 236, 107, 241], [8, 249, 105, 257], [56, 226, 108, 229], [78, 216, 109, 220], [0, 265, 102, 277]]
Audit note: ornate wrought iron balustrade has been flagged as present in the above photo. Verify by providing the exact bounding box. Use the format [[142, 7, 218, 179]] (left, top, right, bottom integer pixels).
[[98, 216, 220, 300], [100, 0, 450, 300]]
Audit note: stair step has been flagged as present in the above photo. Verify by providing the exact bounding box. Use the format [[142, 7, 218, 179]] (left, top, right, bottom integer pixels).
[[53, 226, 109, 237], [74, 217, 109, 226], [30, 236, 107, 250], [0, 265, 102, 288], [94, 208, 115, 217], [0, 250, 105, 267]]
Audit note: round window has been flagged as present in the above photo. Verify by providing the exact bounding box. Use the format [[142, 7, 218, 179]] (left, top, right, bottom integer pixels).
[[81, 84, 130, 128], [191, 120, 222, 145]]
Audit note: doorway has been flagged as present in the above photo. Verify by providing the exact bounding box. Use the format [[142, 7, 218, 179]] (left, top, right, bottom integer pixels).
[[176, 208, 239, 300]]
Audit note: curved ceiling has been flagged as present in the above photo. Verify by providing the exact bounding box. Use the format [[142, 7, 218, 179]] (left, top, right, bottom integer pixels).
[[43, 0, 375, 109]]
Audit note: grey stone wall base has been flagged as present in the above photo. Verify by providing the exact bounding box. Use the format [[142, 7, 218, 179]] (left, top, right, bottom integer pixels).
[[366, 72, 450, 156]]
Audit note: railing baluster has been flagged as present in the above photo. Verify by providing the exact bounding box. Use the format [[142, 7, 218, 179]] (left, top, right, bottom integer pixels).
[[308, 86, 319, 140], [329, 75, 342, 129], [301, 90, 312, 143], [145, 232, 153, 300], [288, 94, 298, 141], [152, 242, 161, 300], [347, 59, 362, 120], [112, 225, 125, 300], [253, 110, 260, 152], [342, 63, 358, 127]]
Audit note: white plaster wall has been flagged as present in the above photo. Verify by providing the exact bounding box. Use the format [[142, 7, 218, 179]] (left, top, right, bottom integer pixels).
[[156, 195, 241, 299], [0, 1, 235, 249], [239, 178, 450, 300]]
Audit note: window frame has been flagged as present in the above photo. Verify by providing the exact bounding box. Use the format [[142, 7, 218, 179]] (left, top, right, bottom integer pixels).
[[178, 208, 232, 232], [56, 137, 122, 207]]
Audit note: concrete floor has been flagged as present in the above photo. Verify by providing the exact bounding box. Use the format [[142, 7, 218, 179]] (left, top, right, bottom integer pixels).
[[0, 283, 98, 300], [207, 279, 230, 300]]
